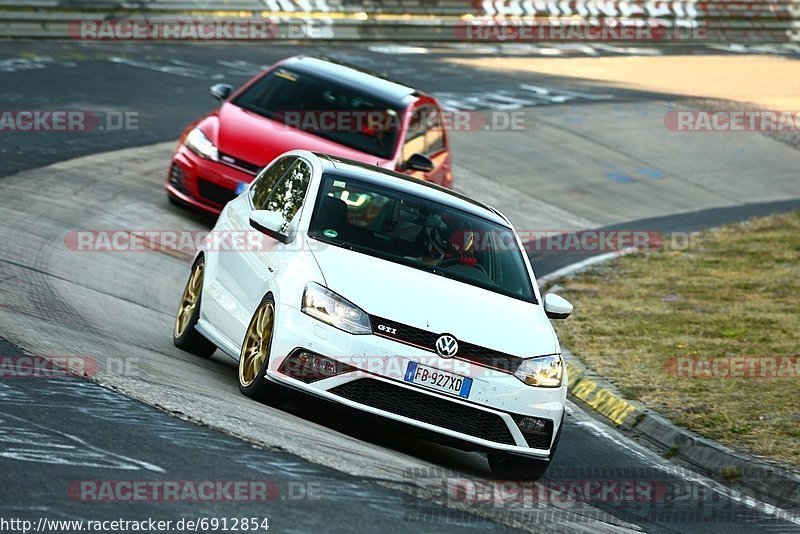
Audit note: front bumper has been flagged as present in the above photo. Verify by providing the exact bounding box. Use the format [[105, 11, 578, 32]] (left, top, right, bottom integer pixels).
[[265, 304, 567, 459], [165, 145, 255, 215]]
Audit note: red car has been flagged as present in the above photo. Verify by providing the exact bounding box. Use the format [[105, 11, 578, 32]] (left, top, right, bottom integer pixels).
[[166, 55, 453, 215]]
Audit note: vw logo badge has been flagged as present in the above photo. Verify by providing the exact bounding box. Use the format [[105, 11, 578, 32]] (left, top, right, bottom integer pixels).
[[435, 334, 459, 358]]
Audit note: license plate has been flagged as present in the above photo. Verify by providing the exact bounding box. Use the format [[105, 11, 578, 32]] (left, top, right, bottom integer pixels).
[[403, 361, 473, 398]]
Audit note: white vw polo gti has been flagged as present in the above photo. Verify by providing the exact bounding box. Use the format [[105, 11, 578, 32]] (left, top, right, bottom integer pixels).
[[173, 150, 574, 478]]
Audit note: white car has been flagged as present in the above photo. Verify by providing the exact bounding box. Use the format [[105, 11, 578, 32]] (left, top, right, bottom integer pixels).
[[173, 150, 573, 478]]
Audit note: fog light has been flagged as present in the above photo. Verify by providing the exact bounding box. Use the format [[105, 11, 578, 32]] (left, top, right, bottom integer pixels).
[[515, 416, 554, 449], [519, 417, 547, 433], [169, 163, 186, 193], [278, 350, 356, 383]]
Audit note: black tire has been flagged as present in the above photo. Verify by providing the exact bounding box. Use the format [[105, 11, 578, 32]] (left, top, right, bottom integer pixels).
[[238, 295, 285, 405], [167, 192, 183, 207], [173, 257, 216, 358], [488, 453, 551, 480], [488, 419, 564, 480]]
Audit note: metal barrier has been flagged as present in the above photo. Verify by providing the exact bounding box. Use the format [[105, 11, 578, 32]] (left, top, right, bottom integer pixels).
[[0, 0, 797, 41]]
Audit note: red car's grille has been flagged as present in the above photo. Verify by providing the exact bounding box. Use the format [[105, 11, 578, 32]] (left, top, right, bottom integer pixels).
[[197, 178, 237, 207], [218, 153, 260, 175]]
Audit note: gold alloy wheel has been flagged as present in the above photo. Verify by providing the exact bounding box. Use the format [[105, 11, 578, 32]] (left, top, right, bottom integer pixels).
[[239, 301, 274, 388], [174, 261, 203, 339]]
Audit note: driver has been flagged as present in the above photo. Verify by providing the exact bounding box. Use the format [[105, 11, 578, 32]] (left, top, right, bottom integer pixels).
[[420, 213, 479, 267]]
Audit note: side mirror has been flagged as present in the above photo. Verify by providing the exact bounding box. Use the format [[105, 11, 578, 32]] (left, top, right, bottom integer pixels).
[[249, 210, 291, 244], [544, 293, 573, 320], [210, 83, 233, 102], [405, 153, 434, 173]]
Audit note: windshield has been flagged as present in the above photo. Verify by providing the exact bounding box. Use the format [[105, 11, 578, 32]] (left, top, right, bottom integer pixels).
[[308, 174, 536, 302], [232, 68, 402, 160]]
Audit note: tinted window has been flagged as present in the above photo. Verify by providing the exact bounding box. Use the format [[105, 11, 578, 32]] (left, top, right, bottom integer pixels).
[[251, 156, 296, 210], [401, 106, 445, 165], [309, 174, 535, 302], [233, 68, 402, 159], [261, 160, 312, 225], [425, 108, 445, 154]]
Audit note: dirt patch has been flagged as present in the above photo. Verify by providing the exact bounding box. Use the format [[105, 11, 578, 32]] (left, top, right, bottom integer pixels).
[[446, 55, 800, 109]]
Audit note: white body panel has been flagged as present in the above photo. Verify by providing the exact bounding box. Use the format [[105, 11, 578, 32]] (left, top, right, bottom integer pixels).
[[193, 150, 569, 459]]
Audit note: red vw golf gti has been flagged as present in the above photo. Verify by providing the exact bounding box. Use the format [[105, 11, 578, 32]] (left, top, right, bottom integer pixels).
[[166, 56, 453, 215]]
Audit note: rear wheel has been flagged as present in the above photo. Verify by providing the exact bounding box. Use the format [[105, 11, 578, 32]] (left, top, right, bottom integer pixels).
[[238, 296, 285, 405], [173, 257, 216, 358]]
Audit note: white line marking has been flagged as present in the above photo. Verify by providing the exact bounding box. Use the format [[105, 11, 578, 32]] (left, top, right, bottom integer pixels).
[[538, 248, 638, 286], [567, 401, 800, 526], [0, 412, 164, 472]]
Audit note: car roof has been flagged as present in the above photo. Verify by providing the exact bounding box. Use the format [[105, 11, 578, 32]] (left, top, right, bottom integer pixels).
[[314, 153, 511, 227], [281, 56, 419, 109]]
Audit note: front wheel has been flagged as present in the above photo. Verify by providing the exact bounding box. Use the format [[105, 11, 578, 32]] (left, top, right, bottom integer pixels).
[[173, 257, 216, 358], [238, 296, 285, 405], [488, 419, 563, 480], [487, 453, 551, 480]]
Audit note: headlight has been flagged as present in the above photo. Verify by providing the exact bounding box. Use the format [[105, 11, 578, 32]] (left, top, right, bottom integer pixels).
[[514, 354, 563, 387], [301, 283, 371, 334], [184, 127, 218, 161]]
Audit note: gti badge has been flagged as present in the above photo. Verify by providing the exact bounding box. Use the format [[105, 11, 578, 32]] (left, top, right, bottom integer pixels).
[[435, 334, 458, 358]]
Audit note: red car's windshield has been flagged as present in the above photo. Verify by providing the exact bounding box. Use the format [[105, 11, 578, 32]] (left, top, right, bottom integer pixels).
[[233, 68, 402, 160]]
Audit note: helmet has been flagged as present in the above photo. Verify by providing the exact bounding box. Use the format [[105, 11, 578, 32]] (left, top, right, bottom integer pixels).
[[424, 213, 475, 260]]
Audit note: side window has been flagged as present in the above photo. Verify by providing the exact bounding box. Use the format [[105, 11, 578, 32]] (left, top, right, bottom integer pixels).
[[424, 108, 445, 155], [261, 159, 312, 224], [251, 156, 296, 210], [401, 109, 426, 164], [401, 106, 445, 166]]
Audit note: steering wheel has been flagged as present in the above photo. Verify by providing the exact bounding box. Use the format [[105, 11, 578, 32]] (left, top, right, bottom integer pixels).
[[438, 257, 487, 275]]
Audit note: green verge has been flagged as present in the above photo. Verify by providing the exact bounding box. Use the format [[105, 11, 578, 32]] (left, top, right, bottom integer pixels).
[[553, 211, 800, 469]]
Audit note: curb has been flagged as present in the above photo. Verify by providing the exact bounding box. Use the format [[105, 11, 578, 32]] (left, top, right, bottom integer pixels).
[[544, 264, 800, 511]]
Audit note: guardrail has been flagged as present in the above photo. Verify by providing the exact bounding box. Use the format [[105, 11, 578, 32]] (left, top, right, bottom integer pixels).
[[0, 0, 797, 42]]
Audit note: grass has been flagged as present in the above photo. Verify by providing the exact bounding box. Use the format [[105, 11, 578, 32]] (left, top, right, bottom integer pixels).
[[553, 211, 800, 469]]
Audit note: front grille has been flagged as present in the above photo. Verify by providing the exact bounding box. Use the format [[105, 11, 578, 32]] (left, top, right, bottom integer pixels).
[[329, 378, 516, 445], [197, 178, 237, 207], [218, 152, 260, 175], [369, 315, 523, 373]]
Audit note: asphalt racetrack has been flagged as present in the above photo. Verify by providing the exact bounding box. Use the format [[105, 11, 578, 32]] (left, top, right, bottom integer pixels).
[[1, 42, 800, 533]]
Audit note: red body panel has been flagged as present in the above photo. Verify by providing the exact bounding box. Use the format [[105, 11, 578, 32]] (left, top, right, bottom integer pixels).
[[165, 60, 453, 215]]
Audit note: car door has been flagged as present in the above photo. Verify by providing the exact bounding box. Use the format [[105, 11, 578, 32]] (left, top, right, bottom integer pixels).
[[225, 156, 314, 348], [397, 103, 451, 186], [203, 156, 297, 346]]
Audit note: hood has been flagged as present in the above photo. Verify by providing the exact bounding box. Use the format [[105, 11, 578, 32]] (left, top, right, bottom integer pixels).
[[310, 241, 558, 358], [214, 103, 394, 169]]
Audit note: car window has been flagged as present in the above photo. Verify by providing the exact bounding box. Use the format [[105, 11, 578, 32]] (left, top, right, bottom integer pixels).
[[260, 159, 313, 225], [251, 156, 297, 211], [425, 108, 445, 155], [232, 68, 402, 159], [308, 174, 535, 303], [401, 106, 445, 165]]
